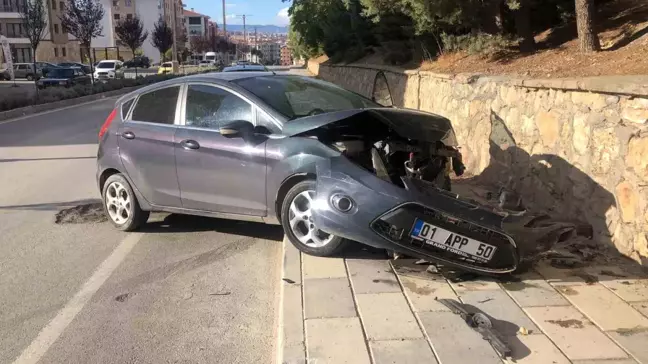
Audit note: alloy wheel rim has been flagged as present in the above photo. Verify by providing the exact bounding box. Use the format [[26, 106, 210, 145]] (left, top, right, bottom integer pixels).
[[288, 190, 334, 248], [105, 181, 131, 225]]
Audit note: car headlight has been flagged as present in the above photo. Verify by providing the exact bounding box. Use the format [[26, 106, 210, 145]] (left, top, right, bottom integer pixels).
[[59, 81, 66, 85]]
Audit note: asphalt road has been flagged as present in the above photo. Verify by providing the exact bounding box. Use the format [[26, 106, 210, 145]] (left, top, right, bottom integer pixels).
[[0, 95, 283, 363]]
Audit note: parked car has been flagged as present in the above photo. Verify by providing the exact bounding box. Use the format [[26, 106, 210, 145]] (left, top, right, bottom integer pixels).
[[58, 62, 92, 74], [158, 62, 173, 75], [93, 60, 125, 80], [36, 67, 91, 88], [2, 63, 42, 80], [198, 60, 214, 68], [222, 65, 267, 72], [35, 62, 60, 77], [96, 73, 589, 275], [124, 56, 150, 68]]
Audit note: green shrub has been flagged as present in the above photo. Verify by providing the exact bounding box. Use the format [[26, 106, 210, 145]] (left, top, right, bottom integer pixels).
[[440, 33, 518, 56]]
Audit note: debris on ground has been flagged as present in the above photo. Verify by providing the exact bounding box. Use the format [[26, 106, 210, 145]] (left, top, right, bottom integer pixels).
[[426, 265, 440, 274], [209, 291, 231, 296], [518, 327, 531, 336], [437, 298, 512, 358], [55, 202, 108, 224], [282, 278, 296, 284], [415, 259, 430, 265]]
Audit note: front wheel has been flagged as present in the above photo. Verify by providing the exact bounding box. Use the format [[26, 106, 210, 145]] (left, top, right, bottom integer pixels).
[[281, 180, 347, 256], [26, 74, 34, 81], [102, 173, 149, 231]]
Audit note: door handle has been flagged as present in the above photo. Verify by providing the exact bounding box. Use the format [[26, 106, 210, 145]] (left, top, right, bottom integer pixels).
[[181, 139, 200, 150], [121, 131, 135, 140]]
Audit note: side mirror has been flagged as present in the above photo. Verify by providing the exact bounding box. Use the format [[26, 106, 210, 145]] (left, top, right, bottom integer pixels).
[[219, 120, 255, 139]]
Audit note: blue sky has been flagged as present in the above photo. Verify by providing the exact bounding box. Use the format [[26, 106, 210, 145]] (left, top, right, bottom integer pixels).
[[183, 0, 291, 26]]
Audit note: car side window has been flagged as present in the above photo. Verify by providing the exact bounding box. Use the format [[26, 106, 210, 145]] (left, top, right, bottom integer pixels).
[[184, 84, 253, 130], [131, 86, 180, 125]]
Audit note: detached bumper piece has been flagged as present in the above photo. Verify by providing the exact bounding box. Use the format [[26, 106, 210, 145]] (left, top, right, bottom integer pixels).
[[437, 298, 512, 358], [371, 203, 519, 273]]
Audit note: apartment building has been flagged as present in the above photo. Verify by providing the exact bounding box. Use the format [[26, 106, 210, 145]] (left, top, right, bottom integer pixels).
[[0, 0, 79, 66], [92, 0, 185, 64], [258, 42, 280, 64], [280, 45, 291, 66]]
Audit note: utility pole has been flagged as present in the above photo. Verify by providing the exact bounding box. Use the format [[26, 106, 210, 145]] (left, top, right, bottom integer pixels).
[[254, 26, 257, 63], [171, 0, 178, 64], [222, 0, 226, 38], [233, 14, 252, 61]]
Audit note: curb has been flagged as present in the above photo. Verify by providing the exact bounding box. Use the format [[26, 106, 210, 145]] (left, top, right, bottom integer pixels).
[[0, 86, 141, 123]]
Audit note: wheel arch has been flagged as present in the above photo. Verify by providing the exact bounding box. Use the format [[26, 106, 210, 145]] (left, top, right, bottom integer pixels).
[[99, 168, 121, 191], [275, 173, 316, 223]]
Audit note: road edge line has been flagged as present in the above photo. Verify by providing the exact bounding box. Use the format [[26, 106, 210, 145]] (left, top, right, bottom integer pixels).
[[11, 232, 144, 364], [275, 236, 287, 364]]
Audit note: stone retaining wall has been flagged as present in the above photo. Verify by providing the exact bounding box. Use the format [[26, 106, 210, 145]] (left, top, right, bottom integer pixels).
[[310, 60, 648, 264]]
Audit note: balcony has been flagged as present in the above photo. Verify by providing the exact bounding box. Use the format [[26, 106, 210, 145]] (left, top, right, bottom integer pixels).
[[0, 0, 25, 12]]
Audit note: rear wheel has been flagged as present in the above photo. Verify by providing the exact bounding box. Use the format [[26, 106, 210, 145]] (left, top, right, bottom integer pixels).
[[26, 74, 34, 81], [281, 180, 347, 256], [102, 173, 149, 231]]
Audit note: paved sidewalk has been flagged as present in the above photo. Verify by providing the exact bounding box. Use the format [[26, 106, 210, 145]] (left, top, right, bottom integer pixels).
[[279, 239, 648, 364]]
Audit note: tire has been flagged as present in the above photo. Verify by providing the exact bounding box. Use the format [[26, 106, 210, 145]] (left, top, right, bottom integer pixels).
[[26, 74, 34, 81], [102, 173, 149, 231], [281, 180, 347, 256]]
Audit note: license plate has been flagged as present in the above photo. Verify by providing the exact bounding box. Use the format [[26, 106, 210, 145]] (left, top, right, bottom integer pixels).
[[410, 218, 497, 262]]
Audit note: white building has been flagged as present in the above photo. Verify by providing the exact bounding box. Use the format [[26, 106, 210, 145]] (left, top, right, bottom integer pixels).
[[258, 42, 280, 64]]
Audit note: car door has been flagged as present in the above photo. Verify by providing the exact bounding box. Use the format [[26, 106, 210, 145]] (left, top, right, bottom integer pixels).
[[118, 85, 183, 208], [174, 82, 268, 216]]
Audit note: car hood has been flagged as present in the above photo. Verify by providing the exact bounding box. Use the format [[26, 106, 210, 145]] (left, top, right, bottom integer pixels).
[[281, 108, 458, 146]]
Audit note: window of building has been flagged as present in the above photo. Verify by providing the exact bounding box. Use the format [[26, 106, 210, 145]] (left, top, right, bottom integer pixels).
[[54, 47, 58, 57], [131, 87, 181, 124], [51, 0, 56, 9], [59, 1, 64, 9], [126, 13, 132, 19], [62, 47, 66, 57], [54, 24, 59, 34], [114, 14, 120, 20], [112, 0, 118, 6], [10, 46, 32, 63], [184, 85, 253, 129], [125, 0, 131, 6], [188, 17, 201, 25]]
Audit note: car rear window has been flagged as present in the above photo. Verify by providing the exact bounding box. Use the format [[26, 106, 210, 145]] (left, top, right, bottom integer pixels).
[[161, 63, 172, 67], [131, 86, 180, 124]]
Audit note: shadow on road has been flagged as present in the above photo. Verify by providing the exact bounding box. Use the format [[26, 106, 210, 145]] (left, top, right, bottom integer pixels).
[[141, 213, 284, 242]]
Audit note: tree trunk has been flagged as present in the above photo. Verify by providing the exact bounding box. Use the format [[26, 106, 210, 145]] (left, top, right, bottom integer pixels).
[[32, 46, 39, 97], [482, 0, 503, 34], [575, 0, 600, 52], [514, 0, 536, 52]]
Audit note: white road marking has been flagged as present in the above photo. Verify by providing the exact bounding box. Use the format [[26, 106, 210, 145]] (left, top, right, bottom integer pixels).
[[0, 96, 118, 126], [12, 232, 144, 364]]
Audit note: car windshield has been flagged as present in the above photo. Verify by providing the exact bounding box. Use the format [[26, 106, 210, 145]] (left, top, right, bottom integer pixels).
[[97, 62, 115, 69], [233, 75, 380, 120], [223, 66, 266, 72], [47, 69, 75, 78]]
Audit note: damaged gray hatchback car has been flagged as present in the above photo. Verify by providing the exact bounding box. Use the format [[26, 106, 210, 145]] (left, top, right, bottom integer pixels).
[[97, 72, 587, 275]]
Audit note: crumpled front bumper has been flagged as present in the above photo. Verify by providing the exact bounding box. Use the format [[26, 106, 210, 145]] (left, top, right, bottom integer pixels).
[[311, 157, 585, 274]]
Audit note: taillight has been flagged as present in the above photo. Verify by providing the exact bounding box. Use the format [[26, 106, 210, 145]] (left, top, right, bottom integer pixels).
[[99, 108, 117, 141]]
